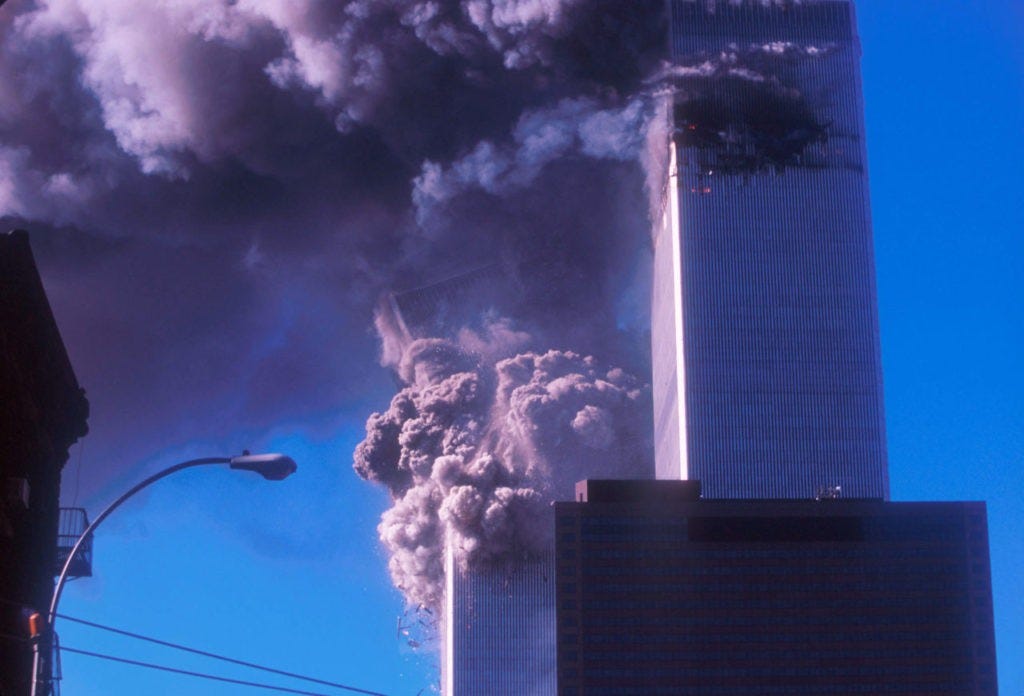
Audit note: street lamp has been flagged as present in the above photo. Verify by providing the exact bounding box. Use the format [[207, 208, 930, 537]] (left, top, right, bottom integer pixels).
[[31, 452, 297, 696]]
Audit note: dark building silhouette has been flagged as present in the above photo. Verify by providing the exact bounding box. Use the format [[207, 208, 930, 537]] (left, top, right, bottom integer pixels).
[[1, 230, 88, 696], [555, 480, 998, 695]]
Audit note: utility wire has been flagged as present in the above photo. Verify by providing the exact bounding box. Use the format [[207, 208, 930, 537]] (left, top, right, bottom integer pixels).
[[0, 598, 389, 696], [2, 597, 390, 695], [55, 612, 387, 696], [60, 646, 347, 696]]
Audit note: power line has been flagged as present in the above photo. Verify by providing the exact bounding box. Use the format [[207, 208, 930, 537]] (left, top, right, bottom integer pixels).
[[55, 612, 387, 696], [2, 596, 392, 695], [0, 599, 389, 696], [60, 646, 348, 696]]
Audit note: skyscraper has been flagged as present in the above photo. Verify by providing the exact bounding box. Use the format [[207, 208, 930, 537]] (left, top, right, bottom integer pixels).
[[652, 0, 889, 498], [433, 2, 897, 691], [443, 545, 556, 694], [556, 480, 998, 695]]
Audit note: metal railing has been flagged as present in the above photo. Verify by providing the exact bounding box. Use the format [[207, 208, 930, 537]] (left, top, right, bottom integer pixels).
[[55, 508, 91, 578]]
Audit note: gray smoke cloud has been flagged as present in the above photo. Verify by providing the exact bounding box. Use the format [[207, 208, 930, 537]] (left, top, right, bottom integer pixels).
[[0, 0, 664, 500], [351, 62, 664, 612], [2, 0, 834, 612], [704, 0, 803, 10], [355, 339, 650, 609], [8, 0, 664, 181], [413, 96, 650, 217]]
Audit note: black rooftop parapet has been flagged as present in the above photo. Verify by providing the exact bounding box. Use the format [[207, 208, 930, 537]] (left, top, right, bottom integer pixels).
[[573, 479, 702, 504]]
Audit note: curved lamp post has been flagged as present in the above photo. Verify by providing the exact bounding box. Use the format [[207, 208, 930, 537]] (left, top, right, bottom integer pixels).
[[31, 453, 297, 696]]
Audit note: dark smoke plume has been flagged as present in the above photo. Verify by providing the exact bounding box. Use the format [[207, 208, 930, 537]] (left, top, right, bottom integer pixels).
[[675, 77, 827, 174], [0, 0, 663, 500], [659, 42, 832, 175]]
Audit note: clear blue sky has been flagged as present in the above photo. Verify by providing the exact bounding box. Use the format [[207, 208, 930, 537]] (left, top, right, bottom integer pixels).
[[24, 1, 1024, 694], [861, 2, 1023, 693]]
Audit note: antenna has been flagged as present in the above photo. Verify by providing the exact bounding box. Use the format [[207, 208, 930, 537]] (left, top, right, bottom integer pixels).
[[814, 485, 842, 501]]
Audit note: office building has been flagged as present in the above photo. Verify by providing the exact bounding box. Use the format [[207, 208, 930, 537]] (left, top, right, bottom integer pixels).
[[421, 3, 912, 692], [443, 545, 556, 695], [652, 0, 889, 498], [556, 480, 998, 695]]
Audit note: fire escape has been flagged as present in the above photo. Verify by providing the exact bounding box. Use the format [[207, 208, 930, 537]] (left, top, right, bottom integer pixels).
[[55, 508, 91, 578]]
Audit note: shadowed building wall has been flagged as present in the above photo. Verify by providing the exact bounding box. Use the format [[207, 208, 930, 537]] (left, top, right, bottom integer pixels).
[[556, 481, 998, 695], [0, 230, 88, 696]]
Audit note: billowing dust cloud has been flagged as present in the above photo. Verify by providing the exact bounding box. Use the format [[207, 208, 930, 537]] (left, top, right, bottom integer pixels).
[[355, 339, 650, 609]]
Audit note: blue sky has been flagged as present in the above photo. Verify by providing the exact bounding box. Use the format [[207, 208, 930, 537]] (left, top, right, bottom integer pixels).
[[58, 430, 437, 695], [13, 0, 1022, 694], [860, 2, 1022, 692]]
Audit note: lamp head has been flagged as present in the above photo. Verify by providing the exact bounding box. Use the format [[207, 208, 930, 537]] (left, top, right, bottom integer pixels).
[[229, 453, 297, 481]]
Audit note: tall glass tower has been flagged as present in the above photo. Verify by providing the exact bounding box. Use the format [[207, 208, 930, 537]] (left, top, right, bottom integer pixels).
[[443, 545, 556, 694], [652, 0, 889, 498]]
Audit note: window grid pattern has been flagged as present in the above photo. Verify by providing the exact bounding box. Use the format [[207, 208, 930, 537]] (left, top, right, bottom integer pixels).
[[445, 544, 556, 694], [653, 0, 889, 499], [555, 500, 998, 696]]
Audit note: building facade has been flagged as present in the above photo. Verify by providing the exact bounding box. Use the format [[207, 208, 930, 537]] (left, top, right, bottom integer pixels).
[[556, 480, 998, 695], [436, 2, 904, 691], [652, 0, 889, 498], [1, 230, 89, 696], [443, 545, 556, 695]]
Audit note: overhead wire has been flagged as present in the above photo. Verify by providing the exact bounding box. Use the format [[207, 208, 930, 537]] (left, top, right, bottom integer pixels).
[[59, 646, 350, 696], [0, 598, 389, 696], [55, 612, 386, 695]]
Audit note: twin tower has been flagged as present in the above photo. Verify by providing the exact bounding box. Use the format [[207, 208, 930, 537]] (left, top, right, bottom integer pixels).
[[445, 1, 903, 693], [652, 0, 889, 499]]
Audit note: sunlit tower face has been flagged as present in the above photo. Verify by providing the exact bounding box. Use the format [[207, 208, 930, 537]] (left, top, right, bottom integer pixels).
[[443, 544, 556, 695], [652, 0, 889, 499]]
